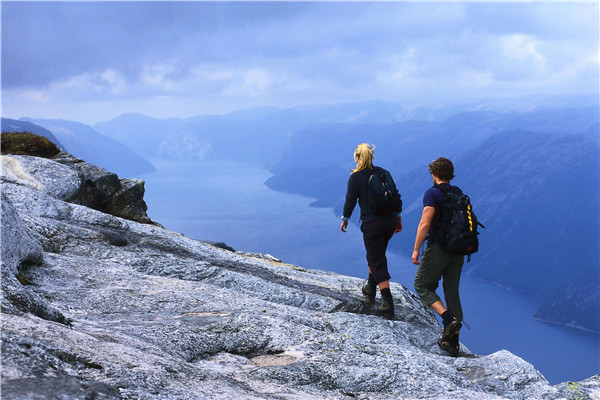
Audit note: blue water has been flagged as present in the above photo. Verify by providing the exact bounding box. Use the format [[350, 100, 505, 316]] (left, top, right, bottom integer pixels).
[[136, 158, 599, 384]]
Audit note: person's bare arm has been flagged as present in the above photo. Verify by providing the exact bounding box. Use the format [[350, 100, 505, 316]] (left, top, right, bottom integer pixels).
[[412, 206, 435, 265]]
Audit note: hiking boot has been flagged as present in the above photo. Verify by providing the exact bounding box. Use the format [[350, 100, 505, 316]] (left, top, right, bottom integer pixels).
[[377, 299, 394, 319], [437, 338, 460, 357], [442, 317, 462, 341], [361, 281, 376, 304]]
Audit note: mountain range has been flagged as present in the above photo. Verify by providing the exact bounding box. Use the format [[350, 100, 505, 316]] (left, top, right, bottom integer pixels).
[[1, 118, 65, 150], [10, 118, 155, 177], [92, 94, 599, 167]]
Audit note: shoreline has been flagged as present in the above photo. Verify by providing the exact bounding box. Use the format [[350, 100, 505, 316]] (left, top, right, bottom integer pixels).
[[532, 315, 600, 336]]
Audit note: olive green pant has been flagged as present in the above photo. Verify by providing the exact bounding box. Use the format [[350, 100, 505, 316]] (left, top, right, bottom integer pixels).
[[414, 243, 465, 321]]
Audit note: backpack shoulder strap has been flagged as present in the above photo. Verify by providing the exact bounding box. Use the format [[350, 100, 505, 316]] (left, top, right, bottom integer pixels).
[[434, 183, 461, 196], [433, 183, 449, 195], [363, 166, 378, 178], [368, 167, 388, 181]]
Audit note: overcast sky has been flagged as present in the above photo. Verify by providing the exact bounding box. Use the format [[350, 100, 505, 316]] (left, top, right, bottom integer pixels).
[[2, 1, 598, 124]]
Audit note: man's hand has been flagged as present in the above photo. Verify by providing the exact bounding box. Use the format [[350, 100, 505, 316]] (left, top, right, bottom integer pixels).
[[411, 249, 420, 265], [394, 216, 403, 233], [340, 220, 348, 232]]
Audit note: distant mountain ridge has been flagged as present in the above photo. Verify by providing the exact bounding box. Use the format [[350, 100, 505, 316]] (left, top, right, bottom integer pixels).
[[21, 118, 155, 177], [1, 118, 65, 150], [92, 94, 599, 168]]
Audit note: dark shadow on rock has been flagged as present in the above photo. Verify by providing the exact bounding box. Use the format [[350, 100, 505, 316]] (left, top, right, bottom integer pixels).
[[204, 241, 236, 252], [55, 152, 153, 224]]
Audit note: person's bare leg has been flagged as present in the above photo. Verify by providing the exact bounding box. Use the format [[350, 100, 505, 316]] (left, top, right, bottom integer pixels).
[[431, 300, 446, 316]]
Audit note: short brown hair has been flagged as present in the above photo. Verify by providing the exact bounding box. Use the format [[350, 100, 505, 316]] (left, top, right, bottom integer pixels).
[[428, 157, 455, 181]]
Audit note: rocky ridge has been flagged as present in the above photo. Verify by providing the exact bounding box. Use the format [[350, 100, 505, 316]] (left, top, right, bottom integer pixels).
[[1, 153, 598, 399]]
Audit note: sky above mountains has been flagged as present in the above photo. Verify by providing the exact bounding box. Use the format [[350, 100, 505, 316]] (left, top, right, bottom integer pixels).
[[2, 1, 599, 124]]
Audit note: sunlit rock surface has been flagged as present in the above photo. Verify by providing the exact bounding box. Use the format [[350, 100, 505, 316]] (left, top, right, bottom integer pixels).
[[1, 154, 598, 399]]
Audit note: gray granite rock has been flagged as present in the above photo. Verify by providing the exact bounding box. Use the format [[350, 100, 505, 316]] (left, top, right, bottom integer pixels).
[[1, 154, 598, 400], [1, 154, 81, 200], [103, 178, 152, 224], [68, 160, 122, 208], [2, 153, 151, 224], [0, 191, 68, 325]]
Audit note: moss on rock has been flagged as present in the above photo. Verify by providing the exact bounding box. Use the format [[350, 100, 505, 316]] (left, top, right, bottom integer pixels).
[[1, 131, 60, 158]]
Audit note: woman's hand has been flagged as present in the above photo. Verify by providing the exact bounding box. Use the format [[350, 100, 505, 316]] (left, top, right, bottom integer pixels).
[[395, 216, 403, 233], [340, 220, 348, 232]]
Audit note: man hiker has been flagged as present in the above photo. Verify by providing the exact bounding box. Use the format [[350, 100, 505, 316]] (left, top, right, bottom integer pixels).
[[412, 157, 464, 357], [340, 143, 403, 319]]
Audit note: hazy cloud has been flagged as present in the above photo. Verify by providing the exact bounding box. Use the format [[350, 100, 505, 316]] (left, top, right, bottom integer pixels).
[[2, 1, 598, 123]]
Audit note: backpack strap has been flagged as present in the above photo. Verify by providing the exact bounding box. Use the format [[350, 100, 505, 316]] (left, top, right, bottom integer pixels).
[[435, 184, 484, 229], [427, 185, 446, 243], [428, 183, 460, 244], [434, 183, 461, 195]]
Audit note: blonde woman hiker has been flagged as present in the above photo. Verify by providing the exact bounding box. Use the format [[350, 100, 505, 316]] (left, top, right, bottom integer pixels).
[[340, 143, 403, 318]]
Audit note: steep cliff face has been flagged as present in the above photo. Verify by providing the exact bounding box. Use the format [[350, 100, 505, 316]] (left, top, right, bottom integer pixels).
[[1, 154, 598, 399]]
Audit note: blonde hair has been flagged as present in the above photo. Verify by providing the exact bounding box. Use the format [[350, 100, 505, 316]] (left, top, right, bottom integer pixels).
[[352, 143, 375, 173]]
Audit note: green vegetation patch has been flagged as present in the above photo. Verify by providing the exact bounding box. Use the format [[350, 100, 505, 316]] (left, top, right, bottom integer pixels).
[[1, 131, 60, 158]]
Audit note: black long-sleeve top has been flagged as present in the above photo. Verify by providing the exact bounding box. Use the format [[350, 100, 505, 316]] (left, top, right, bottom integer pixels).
[[342, 166, 402, 223]]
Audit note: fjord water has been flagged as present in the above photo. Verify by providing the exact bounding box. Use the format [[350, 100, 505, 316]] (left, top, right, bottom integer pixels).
[[137, 158, 599, 384]]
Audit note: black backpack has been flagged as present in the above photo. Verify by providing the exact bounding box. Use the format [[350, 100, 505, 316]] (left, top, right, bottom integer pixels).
[[431, 184, 484, 261], [368, 168, 402, 216]]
